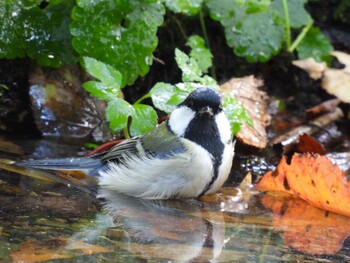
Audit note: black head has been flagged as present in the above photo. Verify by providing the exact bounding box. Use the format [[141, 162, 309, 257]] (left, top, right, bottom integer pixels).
[[180, 87, 222, 114]]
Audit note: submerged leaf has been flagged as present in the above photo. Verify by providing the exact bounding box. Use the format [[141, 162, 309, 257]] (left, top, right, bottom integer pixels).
[[261, 194, 350, 255]]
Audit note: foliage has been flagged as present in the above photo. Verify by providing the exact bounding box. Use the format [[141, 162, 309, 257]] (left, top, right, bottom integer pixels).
[[81, 57, 157, 137], [0, 0, 335, 136], [296, 27, 334, 63], [0, 0, 333, 69], [0, 0, 77, 67], [83, 38, 250, 136], [71, 0, 165, 88], [206, 0, 332, 63]]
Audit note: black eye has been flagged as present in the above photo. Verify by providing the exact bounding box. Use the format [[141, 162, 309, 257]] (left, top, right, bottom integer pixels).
[[218, 105, 223, 111]]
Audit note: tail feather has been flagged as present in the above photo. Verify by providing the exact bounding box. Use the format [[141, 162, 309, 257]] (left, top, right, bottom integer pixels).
[[15, 157, 102, 174]]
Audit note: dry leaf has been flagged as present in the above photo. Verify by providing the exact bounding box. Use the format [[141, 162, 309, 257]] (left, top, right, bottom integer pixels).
[[295, 134, 326, 155], [293, 51, 350, 103], [261, 194, 350, 255], [220, 76, 270, 148], [255, 153, 350, 217], [292, 58, 327, 80]]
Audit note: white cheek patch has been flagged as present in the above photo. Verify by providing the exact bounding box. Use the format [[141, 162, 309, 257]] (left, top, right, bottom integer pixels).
[[215, 111, 232, 144], [168, 106, 195, 137]]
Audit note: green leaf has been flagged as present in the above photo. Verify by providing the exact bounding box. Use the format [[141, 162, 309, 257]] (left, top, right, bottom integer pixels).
[[106, 98, 134, 133], [130, 104, 157, 136], [150, 82, 176, 113], [83, 81, 118, 101], [234, 0, 272, 14], [271, 0, 310, 28], [222, 93, 252, 135], [82, 57, 122, 86], [296, 27, 333, 63], [0, 0, 77, 67], [81, 57, 122, 100], [71, 0, 165, 87], [175, 48, 203, 82], [187, 35, 213, 73], [165, 0, 203, 16], [206, 0, 284, 62]]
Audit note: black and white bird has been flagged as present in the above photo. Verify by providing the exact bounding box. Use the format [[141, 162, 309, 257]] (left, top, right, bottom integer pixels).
[[17, 87, 235, 199]]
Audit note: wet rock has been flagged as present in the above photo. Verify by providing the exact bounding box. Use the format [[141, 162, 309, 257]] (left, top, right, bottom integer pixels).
[[29, 64, 113, 142]]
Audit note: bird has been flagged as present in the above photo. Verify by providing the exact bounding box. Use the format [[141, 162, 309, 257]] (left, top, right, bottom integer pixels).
[[16, 87, 235, 199]]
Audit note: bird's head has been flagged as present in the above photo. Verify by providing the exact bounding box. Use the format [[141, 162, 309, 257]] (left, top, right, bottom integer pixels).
[[167, 87, 231, 144]]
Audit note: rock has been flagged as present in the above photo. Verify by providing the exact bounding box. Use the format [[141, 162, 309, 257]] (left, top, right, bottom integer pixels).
[[29, 64, 113, 142]]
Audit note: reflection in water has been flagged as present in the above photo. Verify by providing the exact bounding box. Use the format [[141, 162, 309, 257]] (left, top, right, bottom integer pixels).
[[96, 189, 226, 262]]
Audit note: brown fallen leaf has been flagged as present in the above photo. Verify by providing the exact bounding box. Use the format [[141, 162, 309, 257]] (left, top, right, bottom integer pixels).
[[261, 194, 350, 255], [255, 153, 350, 217], [220, 76, 270, 149], [306, 98, 341, 118], [11, 238, 111, 262], [295, 134, 326, 155]]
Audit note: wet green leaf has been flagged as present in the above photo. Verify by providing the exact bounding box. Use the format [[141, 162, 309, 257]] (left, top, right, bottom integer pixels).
[[296, 27, 333, 63], [175, 49, 203, 82], [82, 57, 122, 100], [234, 0, 272, 14], [165, 0, 203, 15], [0, 0, 77, 67], [130, 104, 158, 136], [106, 98, 134, 133], [82, 57, 122, 86], [206, 0, 284, 62], [186, 35, 213, 73], [222, 93, 252, 135], [150, 82, 176, 113], [271, 0, 310, 28], [71, 0, 165, 87]]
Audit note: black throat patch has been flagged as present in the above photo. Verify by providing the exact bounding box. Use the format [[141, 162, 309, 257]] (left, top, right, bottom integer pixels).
[[183, 113, 224, 195]]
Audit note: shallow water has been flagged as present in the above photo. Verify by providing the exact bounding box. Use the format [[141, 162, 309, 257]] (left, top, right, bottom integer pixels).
[[0, 139, 349, 262]]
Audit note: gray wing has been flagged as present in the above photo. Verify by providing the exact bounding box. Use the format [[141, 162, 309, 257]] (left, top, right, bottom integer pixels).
[[141, 121, 186, 159], [102, 122, 186, 162], [101, 137, 140, 163]]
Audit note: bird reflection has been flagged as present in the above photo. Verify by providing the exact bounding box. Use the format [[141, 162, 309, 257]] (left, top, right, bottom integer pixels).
[[97, 189, 226, 262]]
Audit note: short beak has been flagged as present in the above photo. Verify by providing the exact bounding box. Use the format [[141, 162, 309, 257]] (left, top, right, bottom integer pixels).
[[198, 106, 214, 116]]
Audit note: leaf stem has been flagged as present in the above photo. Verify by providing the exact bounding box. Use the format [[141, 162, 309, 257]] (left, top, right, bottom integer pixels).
[[172, 15, 187, 40], [134, 92, 151, 105], [123, 126, 130, 139], [288, 19, 313, 53], [199, 10, 216, 79], [282, 0, 291, 50]]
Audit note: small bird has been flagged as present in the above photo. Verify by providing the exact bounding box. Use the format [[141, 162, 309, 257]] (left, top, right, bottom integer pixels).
[[17, 87, 235, 199]]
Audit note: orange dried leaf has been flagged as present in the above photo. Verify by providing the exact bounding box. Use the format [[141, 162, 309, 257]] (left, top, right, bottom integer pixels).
[[255, 153, 350, 217]]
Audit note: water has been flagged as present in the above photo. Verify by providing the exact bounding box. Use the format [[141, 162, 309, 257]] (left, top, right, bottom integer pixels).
[[0, 139, 349, 262]]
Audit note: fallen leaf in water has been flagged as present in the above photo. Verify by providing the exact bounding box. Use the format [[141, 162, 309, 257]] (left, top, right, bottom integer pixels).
[[255, 153, 350, 217], [0, 137, 24, 155], [11, 238, 111, 262], [306, 98, 341, 118], [295, 134, 326, 155], [220, 76, 270, 148], [261, 194, 350, 255]]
